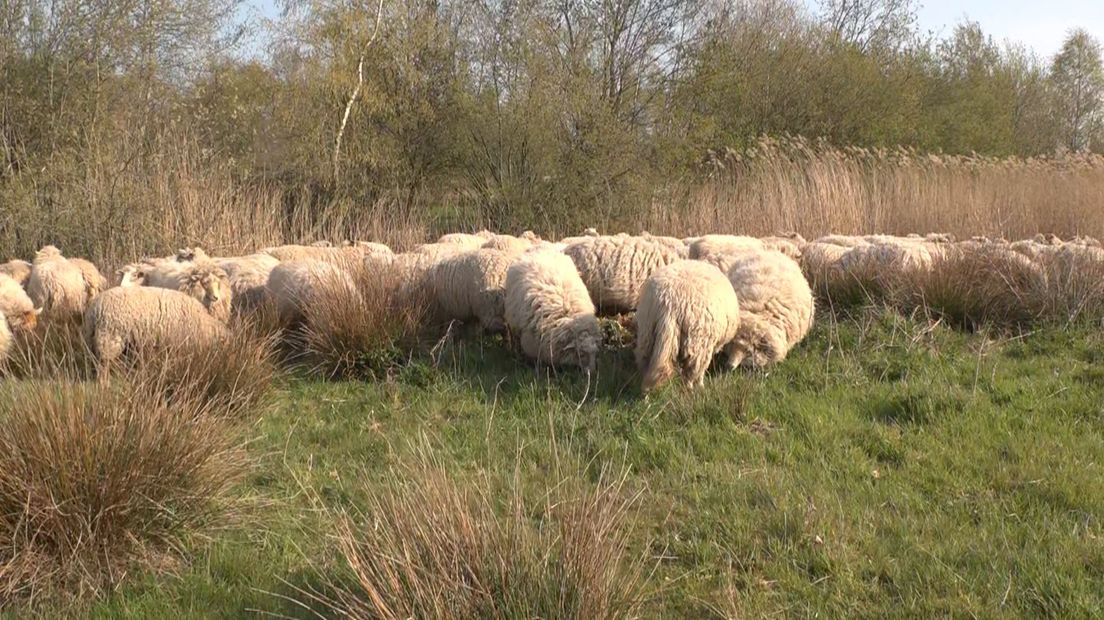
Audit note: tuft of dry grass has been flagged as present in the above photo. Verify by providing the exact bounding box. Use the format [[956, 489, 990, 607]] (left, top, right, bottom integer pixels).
[[301, 260, 429, 380], [0, 375, 249, 605], [323, 457, 647, 620], [124, 326, 281, 420]]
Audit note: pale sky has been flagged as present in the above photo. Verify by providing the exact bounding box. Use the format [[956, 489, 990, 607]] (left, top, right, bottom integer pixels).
[[246, 1, 1104, 62]]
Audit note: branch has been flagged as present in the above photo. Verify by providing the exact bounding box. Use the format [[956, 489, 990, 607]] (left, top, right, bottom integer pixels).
[[333, 0, 386, 183]]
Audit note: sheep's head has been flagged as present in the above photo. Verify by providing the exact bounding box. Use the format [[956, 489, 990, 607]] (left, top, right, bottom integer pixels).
[[34, 245, 63, 263], [0, 260, 32, 285], [117, 264, 147, 287], [186, 265, 232, 321], [10, 308, 41, 332], [175, 247, 210, 263], [561, 314, 601, 373]]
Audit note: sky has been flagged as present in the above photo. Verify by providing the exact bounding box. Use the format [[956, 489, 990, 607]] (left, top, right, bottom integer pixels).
[[245, 0, 1104, 62], [907, 0, 1104, 60]]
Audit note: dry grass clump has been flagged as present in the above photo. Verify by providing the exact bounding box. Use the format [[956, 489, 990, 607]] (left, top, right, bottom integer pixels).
[[124, 327, 280, 420], [324, 460, 647, 620], [301, 260, 429, 379], [3, 322, 96, 381], [0, 375, 248, 604]]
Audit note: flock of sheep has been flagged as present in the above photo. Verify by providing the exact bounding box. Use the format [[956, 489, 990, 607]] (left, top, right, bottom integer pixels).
[[0, 229, 1098, 390]]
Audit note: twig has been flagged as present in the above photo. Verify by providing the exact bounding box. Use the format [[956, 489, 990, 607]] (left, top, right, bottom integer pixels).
[[333, 0, 386, 182]]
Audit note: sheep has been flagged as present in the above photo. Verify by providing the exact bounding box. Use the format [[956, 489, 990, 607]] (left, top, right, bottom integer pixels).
[[26, 245, 92, 321], [0, 274, 39, 332], [0, 315, 11, 366], [0, 260, 31, 286], [812, 234, 870, 248], [722, 249, 815, 369], [504, 252, 601, 371], [216, 253, 281, 315], [437, 230, 495, 250], [342, 240, 394, 256], [563, 235, 686, 314], [635, 260, 741, 391], [262, 244, 366, 264], [760, 233, 806, 260], [829, 241, 937, 300], [70, 258, 108, 300], [481, 233, 541, 255], [265, 259, 360, 327], [82, 286, 229, 367], [688, 235, 765, 262], [799, 242, 853, 298], [430, 249, 516, 332], [140, 260, 233, 323]]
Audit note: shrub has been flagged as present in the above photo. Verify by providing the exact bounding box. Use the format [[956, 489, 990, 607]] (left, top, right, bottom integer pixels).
[[301, 260, 428, 379], [323, 459, 647, 620], [0, 376, 248, 604]]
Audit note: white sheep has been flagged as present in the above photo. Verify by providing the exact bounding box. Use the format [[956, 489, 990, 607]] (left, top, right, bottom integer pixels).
[[760, 233, 806, 260], [83, 286, 229, 367], [688, 235, 766, 263], [262, 244, 367, 264], [635, 260, 741, 391], [481, 233, 541, 255], [70, 258, 108, 300], [0, 274, 39, 332], [26, 245, 92, 321], [265, 259, 361, 327], [723, 249, 815, 369], [139, 259, 233, 323], [0, 260, 31, 286], [504, 252, 601, 371], [430, 248, 516, 332], [216, 253, 281, 315], [563, 235, 686, 314], [437, 230, 495, 250], [0, 315, 11, 366]]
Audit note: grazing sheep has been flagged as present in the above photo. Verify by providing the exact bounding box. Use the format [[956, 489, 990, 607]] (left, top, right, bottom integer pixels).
[[262, 244, 366, 264], [0, 274, 39, 332], [70, 258, 108, 300], [760, 233, 806, 260], [635, 260, 741, 391], [0, 260, 31, 286], [564, 235, 686, 314], [140, 260, 233, 323], [799, 242, 853, 298], [438, 230, 495, 250], [0, 315, 11, 365], [83, 286, 229, 367], [265, 259, 360, 327], [688, 235, 765, 264], [813, 234, 870, 248], [723, 249, 815, 369], [342, 241, 394, 256], [26, 246, 92, 321], [504, 252, 601, 371], [430, 249, 516, 332], [216, 253, 281, 315], [481, 233, 540, 255]]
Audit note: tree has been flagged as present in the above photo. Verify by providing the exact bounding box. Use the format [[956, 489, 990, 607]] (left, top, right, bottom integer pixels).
[[819, 0, 917, 54], [1050, 29, 1104, 152]]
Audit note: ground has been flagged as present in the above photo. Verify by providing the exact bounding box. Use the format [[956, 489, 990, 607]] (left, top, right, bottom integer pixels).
[[43, 309, 1104, 618]]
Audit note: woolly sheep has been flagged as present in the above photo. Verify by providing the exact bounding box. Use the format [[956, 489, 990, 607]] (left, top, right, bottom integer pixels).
[[437, 230, 495, 250], [83, 286, 229, 367], [70, 258, 108, 300], [342, 241, 394, 256], [688, 235, 765, 262], [504, 252, 601, 371], [265, 259, 360, 327], [216, 253, 281, 314], [812, 234, 870, 248], [140, 260, 233, 322], [0, 274, 39, 332], [481, 233, 541, 255], [723, 249, 815, 369], [635, 260, 740, 391], [26, 245, 92, 321], [563, 235, 686, 314], [430, 249, 516, 332], [760, 233, 806, 260], [262, 244, 369, 264], [0, 315, 10, 366], [0, 260, 31, 286], [799, 242, 853, 297]]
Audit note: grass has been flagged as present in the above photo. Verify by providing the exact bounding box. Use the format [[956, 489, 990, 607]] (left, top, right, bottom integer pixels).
[[4, 308, 1092, 618]]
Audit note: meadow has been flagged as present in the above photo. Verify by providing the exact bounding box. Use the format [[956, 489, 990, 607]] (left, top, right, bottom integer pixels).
[[1, 306, 1099, 618]]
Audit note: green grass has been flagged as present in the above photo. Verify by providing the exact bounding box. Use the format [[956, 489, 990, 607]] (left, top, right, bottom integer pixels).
[[18, 309, 1104, 618]]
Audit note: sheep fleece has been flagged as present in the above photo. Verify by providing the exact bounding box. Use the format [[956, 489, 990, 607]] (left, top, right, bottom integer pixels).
[[83, 286, 228, 364], [635, 260, 740, 391], [431, 249, 515, 332], [504, 252, 601, 369], [563, 235, 685, 313], [724, 249, 815, 368]]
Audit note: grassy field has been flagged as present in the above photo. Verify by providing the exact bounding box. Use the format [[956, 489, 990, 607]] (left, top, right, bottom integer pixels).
[[16, 307, 1092, 618]]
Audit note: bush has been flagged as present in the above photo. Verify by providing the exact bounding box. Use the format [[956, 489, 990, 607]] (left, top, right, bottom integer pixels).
[[0, 376, 248, 604], [323, 459, 647, 620], [301, 260, 428, 379]]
